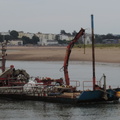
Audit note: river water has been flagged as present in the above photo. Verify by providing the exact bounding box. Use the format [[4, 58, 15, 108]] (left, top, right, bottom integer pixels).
[[0, 61, 120, 120]]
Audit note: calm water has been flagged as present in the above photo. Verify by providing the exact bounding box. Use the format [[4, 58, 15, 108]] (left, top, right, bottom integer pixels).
[[0, 61, 120, 120]]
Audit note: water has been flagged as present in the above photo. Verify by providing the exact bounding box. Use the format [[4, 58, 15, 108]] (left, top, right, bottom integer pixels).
[[0, 99, 120, 120], [0, 61, 120, 120], [6, 61, 120, 89]]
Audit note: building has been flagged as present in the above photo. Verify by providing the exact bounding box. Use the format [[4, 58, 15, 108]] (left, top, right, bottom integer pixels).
[[84, 33, 92, 44], [36, 33, 57, 46], [102, 39, 118, 44], [18, 31, 58, 46], [59, 33, 92, 45], [0, 32, 10, 35], [18, 31, 34, 39], [77, 33, 92, 45], [8, 40, 23, 46], [59, 34, 74, 41], [47, 40, 58, 45]]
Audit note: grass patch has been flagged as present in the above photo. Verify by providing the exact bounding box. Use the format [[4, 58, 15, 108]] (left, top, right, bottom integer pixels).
[[74, 44, 120, 48]]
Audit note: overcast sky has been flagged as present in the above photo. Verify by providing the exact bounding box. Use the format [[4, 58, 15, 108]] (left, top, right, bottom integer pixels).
[[0, 0, 120, 34]]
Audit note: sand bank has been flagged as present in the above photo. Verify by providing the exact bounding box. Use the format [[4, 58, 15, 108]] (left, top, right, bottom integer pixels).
[[3, 46, 120, 63]]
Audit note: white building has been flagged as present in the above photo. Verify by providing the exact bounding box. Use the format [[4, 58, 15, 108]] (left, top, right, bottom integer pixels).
[[47, 40, 58, 45], [81, 33, 92, 45], [36, 33, 57, 46], [25, 33, 34, 39], [59, 34, 74, 41], [8, 40, 23, 46], [0, 32, 10, 35], [18, 32, 34, 39]]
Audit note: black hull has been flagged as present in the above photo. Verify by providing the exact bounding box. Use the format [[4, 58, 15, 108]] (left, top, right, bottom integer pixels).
[[0, 93, 119, 105]]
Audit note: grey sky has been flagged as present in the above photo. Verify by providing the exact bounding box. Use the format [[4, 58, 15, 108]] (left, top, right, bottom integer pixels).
[[0, 0, 120, 34]]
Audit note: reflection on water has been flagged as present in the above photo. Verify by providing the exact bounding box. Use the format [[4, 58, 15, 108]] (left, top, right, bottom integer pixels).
[[0, 99, 120, 120], [0, 61, 119, 120]]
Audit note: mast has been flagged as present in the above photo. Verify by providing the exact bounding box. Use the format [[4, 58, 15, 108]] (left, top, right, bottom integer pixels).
[[0, 42, 7, 72], [91, 14, 96, 90]]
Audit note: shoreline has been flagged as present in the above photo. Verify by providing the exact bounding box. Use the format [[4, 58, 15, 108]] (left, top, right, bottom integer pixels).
[[3, 46, 120, 63]]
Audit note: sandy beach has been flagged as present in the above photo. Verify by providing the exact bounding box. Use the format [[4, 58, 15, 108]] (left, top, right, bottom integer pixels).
[[3, 46, 120, 63]]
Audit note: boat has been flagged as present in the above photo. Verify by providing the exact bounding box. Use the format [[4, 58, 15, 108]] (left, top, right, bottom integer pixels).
[[0, 15, 120, 104], [0, 42, 29, 87]]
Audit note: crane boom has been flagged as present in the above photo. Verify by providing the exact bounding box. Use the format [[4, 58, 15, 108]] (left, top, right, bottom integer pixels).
[[63, 28, 85, 86]]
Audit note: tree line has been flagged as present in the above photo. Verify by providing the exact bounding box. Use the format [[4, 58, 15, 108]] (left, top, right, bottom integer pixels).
[[59, 30, 120, 44], [0, 30, 39, 45], [0, 30, 120, 45], [95, 34, 120, 43]]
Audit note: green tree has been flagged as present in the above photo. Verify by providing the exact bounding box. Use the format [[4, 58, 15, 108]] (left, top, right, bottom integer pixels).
[[0, 35, 4, 42], [95, 34, 102, 43], [60, 30, 66, 35], [72, 30, 77, 36], [55, 34, 60, 41], [31, 35, 39, 44], [22, 36, 31, 44], [57, 39, 68, 44], [105, 33, 114, 39], [10, 30, 18, 39], [5, 35, 13, 41]]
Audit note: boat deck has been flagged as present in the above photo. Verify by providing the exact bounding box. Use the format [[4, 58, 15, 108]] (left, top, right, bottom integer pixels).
[[0, 86, 81, 99]]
